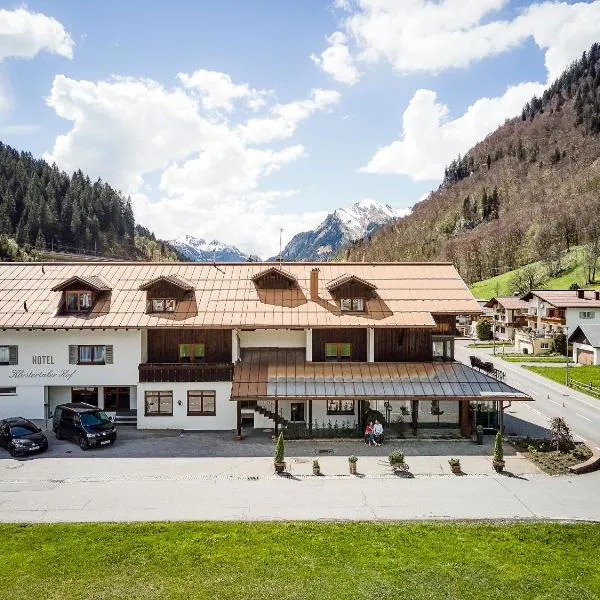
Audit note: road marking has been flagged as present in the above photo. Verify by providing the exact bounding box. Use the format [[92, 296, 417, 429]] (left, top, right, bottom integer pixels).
[[575, 412, 592, 422]]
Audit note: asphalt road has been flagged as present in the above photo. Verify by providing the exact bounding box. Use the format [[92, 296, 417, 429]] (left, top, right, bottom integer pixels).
[[455, 340, 600, 451]]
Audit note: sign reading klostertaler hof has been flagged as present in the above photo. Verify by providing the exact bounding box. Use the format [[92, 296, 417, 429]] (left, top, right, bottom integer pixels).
[[8, 354, 77, 380]]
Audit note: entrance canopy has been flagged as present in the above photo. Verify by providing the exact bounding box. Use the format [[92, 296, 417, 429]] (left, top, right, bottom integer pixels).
[[231, 349, 532, 402]]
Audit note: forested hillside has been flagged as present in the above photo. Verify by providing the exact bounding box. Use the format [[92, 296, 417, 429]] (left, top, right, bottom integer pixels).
[[0, 141, 180, 261], [345, 43, 600, 285]]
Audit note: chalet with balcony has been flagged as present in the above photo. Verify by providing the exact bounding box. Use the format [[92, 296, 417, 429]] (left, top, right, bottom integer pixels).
[[515, 289, 600, 354], [0, 261, 532, 437], [484, 296, 528, 341]]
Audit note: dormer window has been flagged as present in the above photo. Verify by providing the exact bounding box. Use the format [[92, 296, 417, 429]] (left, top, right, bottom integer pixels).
[[66, 291, 93, 312], [340, 298, 365, 312], [151, 299, 177, 313]]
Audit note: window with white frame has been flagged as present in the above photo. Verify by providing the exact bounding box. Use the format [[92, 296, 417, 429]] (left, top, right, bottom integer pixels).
[[579, 311, 596, 319], [0, 345, 17, 365]]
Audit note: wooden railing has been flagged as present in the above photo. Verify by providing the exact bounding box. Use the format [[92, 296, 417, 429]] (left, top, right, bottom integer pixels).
[[138, 363, 234, 383]]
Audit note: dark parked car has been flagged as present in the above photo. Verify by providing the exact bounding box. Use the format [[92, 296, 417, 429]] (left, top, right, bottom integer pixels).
[[0, 417, 48, 457], [53, 403, 117, 451]]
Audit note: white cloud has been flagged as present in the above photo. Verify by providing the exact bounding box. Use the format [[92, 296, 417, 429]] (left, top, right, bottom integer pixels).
[[237, 88, 341, 144], [45, 72, 339, 257], [0, 7, 73, 61], [362, 82, 545, 181], [316, 0, 600, 82], [44, 75, 229, 192], [311, 31, 360, 85], [177, 69, 269, 112]]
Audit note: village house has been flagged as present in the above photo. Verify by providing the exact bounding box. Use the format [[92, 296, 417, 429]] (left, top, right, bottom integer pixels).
[[514, 289, 600, 355], [484, 296, 528, 341], [0, 262, 531, 438]]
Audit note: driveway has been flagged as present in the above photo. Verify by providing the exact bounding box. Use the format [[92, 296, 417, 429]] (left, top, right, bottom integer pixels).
[[455, 340, 600, 451]]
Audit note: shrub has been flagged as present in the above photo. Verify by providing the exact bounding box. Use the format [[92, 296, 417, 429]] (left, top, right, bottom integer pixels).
[[388, 450, 405, 465], [274, 433, 285, 463], [550, 417, 574, 452], [493, 431, 504, 462], [476, 319, 493, 341]]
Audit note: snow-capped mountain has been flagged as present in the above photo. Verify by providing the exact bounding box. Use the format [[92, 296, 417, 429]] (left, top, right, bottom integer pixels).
[[169, 235, 261, 262], [273, 199, 403, 262]]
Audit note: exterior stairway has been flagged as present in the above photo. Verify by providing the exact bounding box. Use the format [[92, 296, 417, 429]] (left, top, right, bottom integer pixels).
[[114, 409, 137, 426], [253, 400, 289, 427]]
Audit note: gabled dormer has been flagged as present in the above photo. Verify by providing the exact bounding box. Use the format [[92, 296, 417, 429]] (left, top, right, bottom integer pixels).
[[51, 275, 112, 315], [252, 266, 297, 290], [326, 274, 377, 313], [138, 274, 195, 314]]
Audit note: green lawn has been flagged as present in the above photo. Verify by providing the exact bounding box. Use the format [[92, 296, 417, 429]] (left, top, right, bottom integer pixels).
[[526, 364, 600, 386], [499, 354, 572, 363], [2, 522, 600, 599]]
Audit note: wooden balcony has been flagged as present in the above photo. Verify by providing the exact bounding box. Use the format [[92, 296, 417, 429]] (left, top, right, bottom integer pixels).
[[139, 362, 234, 383]]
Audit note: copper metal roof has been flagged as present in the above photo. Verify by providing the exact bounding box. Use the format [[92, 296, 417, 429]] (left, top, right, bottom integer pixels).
[[326, 273, 377, 291], [0, 261, 481, 329], [485, 297, 529, 310], [523, 290, 600, 308], [50, 274, 112, 292], [138, 274, 194, 291], [231, 349, 531, 401]]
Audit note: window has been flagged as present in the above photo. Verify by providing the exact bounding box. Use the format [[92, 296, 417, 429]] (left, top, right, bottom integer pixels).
[[340, 298, 365, 312], [78, 346, 106, 364], [0, 345, 17, 366], [65, 291, 93, 312], [179, 343, 205, 362], [327, 399, 355, 415], [540, 343, 550, 350], [151, 298, 177, 313], [579, 311, 596, 319], [325, 342, 352, 361], [187, 391, 216, 416], [145, 391, 173, 416], [0, 387, 16, 394]]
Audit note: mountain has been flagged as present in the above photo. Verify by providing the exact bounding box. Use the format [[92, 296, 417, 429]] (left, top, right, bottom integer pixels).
[[344, 43, 600, 285], [276, 199, 401, 261], [169, 235, 261, 262], [0, 141, 179, 262]]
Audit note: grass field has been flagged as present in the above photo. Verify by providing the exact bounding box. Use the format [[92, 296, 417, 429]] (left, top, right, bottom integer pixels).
[[469, 246, 594, 300], [499, 354, 572, 363], [2, 522, 600, 599], [526, 364, 600, 387]]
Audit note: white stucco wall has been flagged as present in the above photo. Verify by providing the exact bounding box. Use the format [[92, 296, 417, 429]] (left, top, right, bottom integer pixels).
[[239, 329, 306, 348], [136, 381, 235, 430], [0, 329, 142, 420]]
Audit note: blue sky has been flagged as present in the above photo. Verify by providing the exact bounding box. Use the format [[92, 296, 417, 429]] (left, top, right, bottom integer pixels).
[[0, 1, 599, 256]]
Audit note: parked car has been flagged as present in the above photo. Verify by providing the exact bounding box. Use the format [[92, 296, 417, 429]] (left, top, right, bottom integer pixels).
[[0, 417, 48, 457], [53, 403, 117, 451]]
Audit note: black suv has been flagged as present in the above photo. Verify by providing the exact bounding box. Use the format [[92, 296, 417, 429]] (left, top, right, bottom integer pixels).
[[0, 417, 48, 457], [53, 403, 117, 451]]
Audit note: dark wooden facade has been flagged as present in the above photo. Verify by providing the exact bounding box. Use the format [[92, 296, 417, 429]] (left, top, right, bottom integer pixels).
[[139, 363, 233, 383], [312, 328, 367, 361], [432, 314, 456, 335], [374, 328, 433, 362], [146, 328, 232, 363]]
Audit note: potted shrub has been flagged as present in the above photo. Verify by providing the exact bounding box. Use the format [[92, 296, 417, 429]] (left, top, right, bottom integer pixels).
[[448, 457, 461, 474], [492, 431, 505, 473], [274, 433, 286, 474], [312, 459, 321, 476], [348, 455, 358, 474], [388, 450, 409, 472]]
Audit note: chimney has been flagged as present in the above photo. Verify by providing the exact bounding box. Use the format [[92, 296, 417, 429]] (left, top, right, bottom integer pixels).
[[310, 268, 320, 300], [577, 289, 585, 299]]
